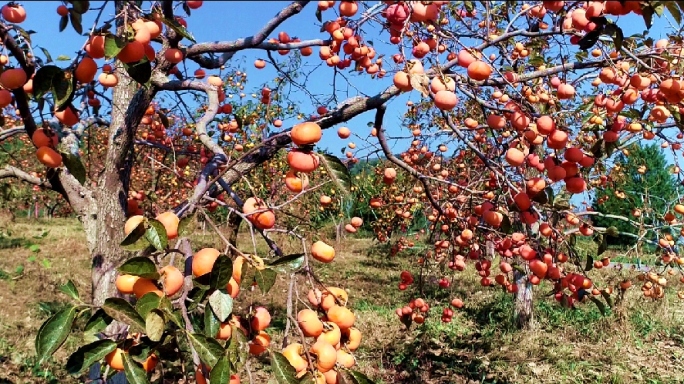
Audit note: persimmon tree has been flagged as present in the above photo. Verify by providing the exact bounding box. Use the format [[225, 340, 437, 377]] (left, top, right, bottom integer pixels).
[[0, 0, 683, 383]]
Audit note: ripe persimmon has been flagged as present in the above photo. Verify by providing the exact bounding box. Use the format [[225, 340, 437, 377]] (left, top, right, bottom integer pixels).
[[285, 170, 309, 193], [311, 241, 335, 263], [327, 304, 355, 329], [505, 148, 525, 167], [105, 348, 125, 371], [287, 149, 320, 173], [242, 197, 276, 230], [216, 321, 232, 340], [164, 48, 183, 64], [467, 60, 492, 81], [282, 343, 308, 373], [118, 41, 145, 63], [433, 90, 458, 110], [155, 211, 180, 240], [337, 126, 351, 139], [2, 4, 25, 23], [192, 248, 220, 277], [291, 121, 322, 146], [0, 89, 11, 108], [160, 265, 184, 296], [86, 35, 106, 59], [55, 106, 79, 126], [298, 308, 324, 337], [36, 146, 62, 168], [250, 307, 272, 331], [99, 73, 119, 87], [75, 57, 97, 83], [248, 331, 271, 355], [0, 68, 27, 89], [393, 71, 413, 92], [133, 278, 163, 298], [32, 128, 58, 148], [310, 340, 337, 372], [342, 327, 361, 351], [116, 274, 140, 294]]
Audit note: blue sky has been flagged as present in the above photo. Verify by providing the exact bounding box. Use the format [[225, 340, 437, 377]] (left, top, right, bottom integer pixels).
[[17, 1, 680, 207]]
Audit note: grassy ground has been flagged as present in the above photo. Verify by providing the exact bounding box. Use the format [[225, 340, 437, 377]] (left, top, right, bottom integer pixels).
[[0, 215, 683, 384]]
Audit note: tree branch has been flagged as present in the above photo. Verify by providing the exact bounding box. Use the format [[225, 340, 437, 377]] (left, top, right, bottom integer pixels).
[[0, 165, 52, 188], [374, 104, 445, 217], [185, 0, 311, 68]]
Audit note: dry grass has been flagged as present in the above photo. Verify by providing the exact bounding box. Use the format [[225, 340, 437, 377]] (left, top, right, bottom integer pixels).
[[0, 216, 683, 384]]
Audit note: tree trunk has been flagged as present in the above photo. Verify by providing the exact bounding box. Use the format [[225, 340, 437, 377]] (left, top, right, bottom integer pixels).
[[513, 270, 534, 329]]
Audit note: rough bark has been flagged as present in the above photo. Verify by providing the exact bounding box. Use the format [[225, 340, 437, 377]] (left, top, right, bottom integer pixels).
[[513, 270, 534, 330], [87, 1, 155, 308]]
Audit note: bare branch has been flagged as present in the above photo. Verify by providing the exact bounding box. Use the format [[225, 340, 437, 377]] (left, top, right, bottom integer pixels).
[[0, 126, 25, 141], [374, 104, 445, 217], [185, 1, 311, 68], [0, 165, 52, 188]]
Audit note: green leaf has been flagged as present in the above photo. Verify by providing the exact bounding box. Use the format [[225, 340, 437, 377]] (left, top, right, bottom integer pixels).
[[84, 308, 112, 333], [177, 215, 194, 237], [118, 257, 160, 279], [66, 339, 116, 375], [128, 343, 152, 364], [601, 289, 614, 308], [254, 267, 277, 294], [299, 373, 316, 384], [122, 353, 150, 384], [208, 289, 233, 322], [160, 17, 196, 42], [209, 355, 232, 384], [52, 76, 75, 111], [158, 112, 169, 128], [641, 4, 654, 29], [318, 153, 352, 196], [39, 47, 53, 63], [341, 370, 376, 384], [104, 34, 127, 59], [145, 219, 168, 252], [209, 254, 233, 290], [578, 29, 601, 50], [56, 55, 71, 61], [605, 226, 619, 237], [270, 351, 300, 384], [61, 152, 86, 185], [589, 296, 608, 316], [72, 1, 90, 14], [126, 60, 152, 85], [59, 280, 79, 300], [120, 221, 150, 251], [32, 65, 64, 100], [35, 305, 78, 365], [187, 286, 209, 311], [227, 324, 248, 370], [59, 15, 68, 32], [613, 25, 624, 52], [145, 309, 165, 342], [187, 333, 224, 368], [597, 234, 608, 256], [204, 306, 220, 338], [68, 9, 83, 35], [268, 253, 305, 272], [315, 8, 322, 22], [135, 292, 170, 319], [102, 298, 146, 333], [585, 255, 594, 272], [500, 214, 512, 234]]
